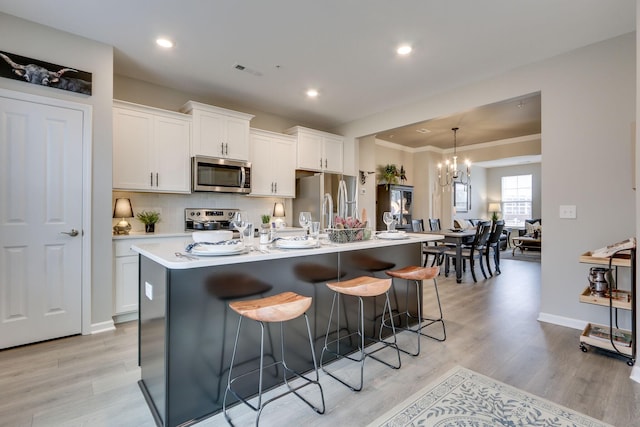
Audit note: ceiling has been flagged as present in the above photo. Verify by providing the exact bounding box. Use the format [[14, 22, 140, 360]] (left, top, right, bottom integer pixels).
[[0, 1, 634, 144]]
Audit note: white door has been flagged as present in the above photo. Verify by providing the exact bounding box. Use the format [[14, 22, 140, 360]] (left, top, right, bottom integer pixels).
[[0, 94, 84, 349]]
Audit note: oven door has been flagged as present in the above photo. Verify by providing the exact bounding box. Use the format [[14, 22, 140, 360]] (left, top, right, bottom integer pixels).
[[192, 157, 251, 193]]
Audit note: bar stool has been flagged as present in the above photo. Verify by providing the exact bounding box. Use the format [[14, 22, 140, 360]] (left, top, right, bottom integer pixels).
[[223, 292, 325, 425], [385, 266, 446, 356], [320, 276, 401, 392]]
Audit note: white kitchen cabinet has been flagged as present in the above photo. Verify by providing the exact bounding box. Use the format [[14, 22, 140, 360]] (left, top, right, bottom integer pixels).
[[113, 100, 191, 193], [113, 235, 189, 321], [249, 129, 296, 197], [285, 126, 343, 173], [181, 101, 254, 161]]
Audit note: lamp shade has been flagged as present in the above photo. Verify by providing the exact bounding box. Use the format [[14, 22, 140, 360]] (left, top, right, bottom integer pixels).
[[488, 202, 501, 213], [273, 202, 285, 218], [113, 198, 134, 218]]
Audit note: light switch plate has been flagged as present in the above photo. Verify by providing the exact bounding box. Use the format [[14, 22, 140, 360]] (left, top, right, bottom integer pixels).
[[145, 281, 153, 300], [559, 205, 577, 219]]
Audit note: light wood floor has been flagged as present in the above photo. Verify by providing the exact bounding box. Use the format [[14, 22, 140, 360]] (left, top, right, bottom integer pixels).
[[1, 258, 639, 427]]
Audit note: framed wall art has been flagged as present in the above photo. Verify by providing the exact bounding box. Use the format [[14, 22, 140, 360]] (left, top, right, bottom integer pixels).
[[0, 50, 92, 95], [454, 182, 469, 213]]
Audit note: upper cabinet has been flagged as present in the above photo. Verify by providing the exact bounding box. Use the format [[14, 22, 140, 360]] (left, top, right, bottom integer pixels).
[[249, 129, 296, 197], [113, 101, 191, 193], [285, 126, 343, 173], [181, 101, 254, 161]]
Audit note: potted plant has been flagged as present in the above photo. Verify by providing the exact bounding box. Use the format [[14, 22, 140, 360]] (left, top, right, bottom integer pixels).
[[261, 214, 271, 227], [136, 210, 160, 233], [378, 164, 399, 189]]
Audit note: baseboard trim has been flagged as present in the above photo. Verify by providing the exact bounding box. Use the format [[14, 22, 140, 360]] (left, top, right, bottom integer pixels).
[[90, 320, 116, 334], [537, 312, 587, 330], [113, 312, 138, 324]]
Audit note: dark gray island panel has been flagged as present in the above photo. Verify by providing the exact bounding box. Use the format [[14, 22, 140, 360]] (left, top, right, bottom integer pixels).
[[137, 241, 422, 427]]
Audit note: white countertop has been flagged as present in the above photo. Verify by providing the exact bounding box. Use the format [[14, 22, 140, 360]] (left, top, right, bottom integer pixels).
[[131, 233, 443, 269]]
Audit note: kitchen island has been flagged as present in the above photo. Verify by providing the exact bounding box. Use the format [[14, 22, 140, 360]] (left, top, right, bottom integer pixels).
[[133, 233, 442, 427]]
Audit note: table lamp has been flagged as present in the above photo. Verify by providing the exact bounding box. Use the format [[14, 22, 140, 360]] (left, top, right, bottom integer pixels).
[[272, 202, 286, 228], [113, 198, 134, 235], [488, 202, 501, 221]]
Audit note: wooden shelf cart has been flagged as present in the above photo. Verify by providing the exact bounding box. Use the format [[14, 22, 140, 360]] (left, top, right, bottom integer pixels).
[[578, 249, 636, 366]]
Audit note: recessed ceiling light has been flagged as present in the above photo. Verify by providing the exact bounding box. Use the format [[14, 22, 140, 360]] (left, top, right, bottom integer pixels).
[[397, 45, 412, 55], [306, 89, 319, 98], [156, 38, 174, 48]]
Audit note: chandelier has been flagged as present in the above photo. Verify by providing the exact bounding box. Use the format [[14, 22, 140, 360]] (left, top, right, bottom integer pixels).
[[437, 127, 471, 187]]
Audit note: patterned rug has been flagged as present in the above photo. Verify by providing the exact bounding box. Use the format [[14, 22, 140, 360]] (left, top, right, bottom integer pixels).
[[368, 366, 611, 427]]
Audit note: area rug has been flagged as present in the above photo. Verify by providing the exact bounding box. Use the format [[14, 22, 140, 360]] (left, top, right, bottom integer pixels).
[[368, 366, 611, 427]]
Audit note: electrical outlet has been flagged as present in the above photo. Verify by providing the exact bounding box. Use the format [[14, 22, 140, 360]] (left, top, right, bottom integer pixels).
[[559, 205, 577, 219], [145, 281, 153, 300]]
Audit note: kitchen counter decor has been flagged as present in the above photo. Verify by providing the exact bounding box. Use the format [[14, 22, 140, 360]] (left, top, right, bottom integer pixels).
[[136, 210, 161, 233], [328, 216, 371, 243]]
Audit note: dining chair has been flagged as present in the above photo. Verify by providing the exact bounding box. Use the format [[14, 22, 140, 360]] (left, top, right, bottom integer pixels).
[[413, 219, 446, 267], [484, 220, 505, 276], [443, 220, 492, 282]]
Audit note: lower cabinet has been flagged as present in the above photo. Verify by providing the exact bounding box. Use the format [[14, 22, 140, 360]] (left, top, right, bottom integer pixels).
[[113, 236, 189, 322]]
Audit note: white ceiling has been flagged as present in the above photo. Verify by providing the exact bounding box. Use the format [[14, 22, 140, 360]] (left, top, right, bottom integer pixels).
[[0, 1, 635, 143]]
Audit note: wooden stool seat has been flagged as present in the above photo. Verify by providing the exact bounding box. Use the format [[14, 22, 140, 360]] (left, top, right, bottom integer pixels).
[[229, 291, 312, 322], [326, 276, 391, 298], [386, 266, 439, 281]]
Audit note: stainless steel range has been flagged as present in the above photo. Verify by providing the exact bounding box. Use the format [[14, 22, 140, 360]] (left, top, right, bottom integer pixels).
[[184, 208, 238, 231]]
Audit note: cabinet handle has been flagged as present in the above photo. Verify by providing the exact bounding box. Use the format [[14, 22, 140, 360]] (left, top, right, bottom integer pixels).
[[156, 173, 159, 187], [150, 172, 153, 186], [225, 143, 229, 155], [270, 182, 274, 193], [274, 182, 277, 193], [320, 158, 323, 168], [221, 142, 225, 155], [325, 159, 327, 168]]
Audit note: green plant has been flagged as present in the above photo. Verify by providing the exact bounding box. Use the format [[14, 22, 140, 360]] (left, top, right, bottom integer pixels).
[[136, 210, 160, 225], [261, 214, 271, 224], [378, 164, 399, 189]]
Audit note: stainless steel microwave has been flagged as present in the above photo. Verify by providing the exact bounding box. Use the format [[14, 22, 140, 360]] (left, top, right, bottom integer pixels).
[[192, 156, 251, 193]]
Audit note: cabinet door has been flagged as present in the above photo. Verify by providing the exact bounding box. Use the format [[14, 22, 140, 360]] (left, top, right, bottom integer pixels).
[[155, 115, 191, 193], [114, 256, 139, 314], [225, 116, 250, 161], [297, 132, 323, 171], [323, 135, 343, 173], [271, 135, 296, 197], [113, 107, 153, 190], [249, 132, 273, 196], [192, 110, 226, 157]]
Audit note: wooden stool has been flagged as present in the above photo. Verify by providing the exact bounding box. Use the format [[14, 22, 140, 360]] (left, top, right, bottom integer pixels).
[[320, 276, 401, 392], [223, 292, 325, 425], [385, 266, 446, 356]]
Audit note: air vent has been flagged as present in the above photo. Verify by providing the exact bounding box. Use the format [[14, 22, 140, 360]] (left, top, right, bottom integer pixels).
[[233, 63, 263, 77]]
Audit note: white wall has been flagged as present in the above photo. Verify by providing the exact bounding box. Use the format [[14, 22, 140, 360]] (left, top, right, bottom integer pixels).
[[0, 13, 114, 327], [337, 33, 636, 332], [486, 163, 542, 220]]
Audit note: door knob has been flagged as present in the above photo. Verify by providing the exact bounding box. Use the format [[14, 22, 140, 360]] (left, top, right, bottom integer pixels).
[[60, 229, 79, 237]]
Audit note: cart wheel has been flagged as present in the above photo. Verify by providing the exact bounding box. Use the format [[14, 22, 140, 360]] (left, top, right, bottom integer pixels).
[[627, 359, 634, 367], [580, 344, 588, 353]]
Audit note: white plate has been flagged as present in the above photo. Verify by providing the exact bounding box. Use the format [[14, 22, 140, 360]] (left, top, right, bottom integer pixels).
[[190, 244, 245, 256], [192, 230, 233, 243], [377, 232, 409, 240], [276, 238, 317, 249]]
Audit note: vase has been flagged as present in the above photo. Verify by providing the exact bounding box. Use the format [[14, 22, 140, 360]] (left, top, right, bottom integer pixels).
[[145, 223, 155, 233]]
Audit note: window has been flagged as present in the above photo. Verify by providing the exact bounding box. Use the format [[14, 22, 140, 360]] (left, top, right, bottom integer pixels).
[[501, 174, 532, 227]]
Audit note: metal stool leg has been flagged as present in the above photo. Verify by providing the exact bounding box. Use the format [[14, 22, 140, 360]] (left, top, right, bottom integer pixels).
[[321, 291, 401, 392]]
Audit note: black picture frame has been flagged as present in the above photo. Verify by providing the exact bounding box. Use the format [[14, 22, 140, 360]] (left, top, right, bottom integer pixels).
[[454, 182, 468, 213], [0, 50, 92, 95]]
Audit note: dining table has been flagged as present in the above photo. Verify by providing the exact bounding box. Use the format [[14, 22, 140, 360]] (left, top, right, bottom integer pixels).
[[421, 229, 477, 283]]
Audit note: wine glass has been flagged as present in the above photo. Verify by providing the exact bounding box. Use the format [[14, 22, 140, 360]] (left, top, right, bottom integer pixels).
[[299, 211, 312, 235], [233, 211, 249, 244], [382, 211, 394, 231]]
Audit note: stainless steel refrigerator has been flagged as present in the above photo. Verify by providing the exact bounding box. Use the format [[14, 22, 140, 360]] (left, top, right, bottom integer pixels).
[[293, 173, 358, 230]]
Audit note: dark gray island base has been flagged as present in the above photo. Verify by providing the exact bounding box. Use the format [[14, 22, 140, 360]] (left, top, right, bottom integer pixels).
[[136, 241, 424, 427]]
